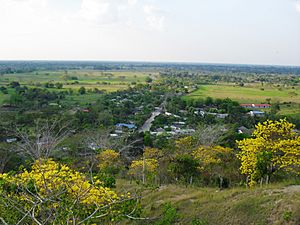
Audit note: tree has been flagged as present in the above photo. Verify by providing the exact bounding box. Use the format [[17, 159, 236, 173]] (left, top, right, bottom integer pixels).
[[192, 145, 234, 188], [128, 158, 158, 184], [128, 147, 162, 184], [193, 124, 226, 146], [9, 81, 20, 88], [0, 159, 137, 224], [145, 76, 153, 83], [270, 102, 280, 115], [55, 82, 63, 89], [237, 119, 300, 187], [0, 86, 8, 94], [97, 149, 120, 175], [14, 119, 70, 160], [170, 155, 199, 185], [78, 86, 86, 95]]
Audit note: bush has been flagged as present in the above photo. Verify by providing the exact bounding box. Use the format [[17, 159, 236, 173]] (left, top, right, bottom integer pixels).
[[155, 203, 178, 225]]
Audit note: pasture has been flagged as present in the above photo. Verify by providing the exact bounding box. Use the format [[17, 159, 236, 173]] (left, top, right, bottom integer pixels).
[[0, 70, 153, 88], [0, 70, 156, 105], [185, 83, 300, 104]]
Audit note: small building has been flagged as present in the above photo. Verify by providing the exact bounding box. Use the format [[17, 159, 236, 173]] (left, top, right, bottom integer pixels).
[[88, 143, 101, 150], [49, 103, 61, 107], [173, 121, 186, 125], [237, 126, 251, 135], [194, 110, 205, 116], [248, 110, 265, 117], [6, 138, 17, 143], [156, 128, 165, 132], [115, 123, 137, 129], [240, 104, 271, 109], [175, 129, 196, 135], [216, 113, 229, 119]]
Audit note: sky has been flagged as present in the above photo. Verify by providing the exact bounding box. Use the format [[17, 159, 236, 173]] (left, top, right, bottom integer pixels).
[[0, 0, 299, 66]]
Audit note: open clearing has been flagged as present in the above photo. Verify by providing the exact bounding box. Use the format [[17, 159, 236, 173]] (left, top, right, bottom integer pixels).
[[0, 70, 156, 105], [185, 84, 300, 104], [0, 70, 154, 90]]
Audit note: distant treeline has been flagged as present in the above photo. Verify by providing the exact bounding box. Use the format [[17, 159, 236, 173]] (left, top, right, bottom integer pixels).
[[0, 61, 300, 75]]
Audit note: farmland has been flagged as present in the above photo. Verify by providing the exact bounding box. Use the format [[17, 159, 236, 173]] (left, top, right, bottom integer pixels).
[[0, 70, 156, 105], [0, 70, 154, 87], [185, 84, 300, 104]]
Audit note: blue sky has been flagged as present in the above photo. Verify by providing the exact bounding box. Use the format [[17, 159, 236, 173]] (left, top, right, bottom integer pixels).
[[0, 0, 299, 65]]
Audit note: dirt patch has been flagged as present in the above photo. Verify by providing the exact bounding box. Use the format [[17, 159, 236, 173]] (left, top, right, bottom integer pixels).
[[282, 185, 300, 193]]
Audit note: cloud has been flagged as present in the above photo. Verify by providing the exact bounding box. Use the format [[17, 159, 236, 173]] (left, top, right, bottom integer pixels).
[[0, 0, 50, 34], [0, 0, 166, 41], [143, 4, 165, 31], [79, 0, 118, 24], [296, 1, 300, 12], [127, 0, 138, 6], [77, 0, 141, 25], [77, 0, 166, 31]]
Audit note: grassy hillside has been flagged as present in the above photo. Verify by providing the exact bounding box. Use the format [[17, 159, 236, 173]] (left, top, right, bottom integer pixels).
[[118, 180, 300, 225]]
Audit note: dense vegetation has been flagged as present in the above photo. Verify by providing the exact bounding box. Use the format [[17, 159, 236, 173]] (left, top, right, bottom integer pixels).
[[0, 61, 299, 224]]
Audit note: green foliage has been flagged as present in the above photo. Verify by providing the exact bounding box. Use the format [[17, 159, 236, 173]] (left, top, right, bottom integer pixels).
[[282, 211, 292, 222], [95, 173, 116, 188], [78, 86, 86, 95], [146, 76, 153, 83], [191, 218, 208, 225], [155, 203, 178, 225], [170, 155, 199, 185]]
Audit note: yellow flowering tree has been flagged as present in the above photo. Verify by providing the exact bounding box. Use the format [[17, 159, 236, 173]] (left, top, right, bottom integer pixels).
[[175, 136, 195, 154], [192, 145, 234, 187], [237, 119, 300, 187], [128, 159, 158, 184], [97, 149, 120, 174], [143, 147, 163, 160], [0, 159, 138, 224], [96, 149, 121, 188], [128, 148, 162, 184]]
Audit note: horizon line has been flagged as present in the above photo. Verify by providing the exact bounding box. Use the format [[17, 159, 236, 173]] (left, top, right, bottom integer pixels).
[[0, 59, 299, 68]]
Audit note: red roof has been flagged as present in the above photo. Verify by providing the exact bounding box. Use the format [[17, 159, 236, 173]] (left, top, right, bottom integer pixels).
[[240, 104, 271, 107]]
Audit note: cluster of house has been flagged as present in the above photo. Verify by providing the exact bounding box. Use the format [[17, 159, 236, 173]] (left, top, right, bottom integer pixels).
[[149, 111, 195, 137], [240, 103, 271, 117], [240, 104, 271, 108], [150, 122, 196, 136], [110, 123, 137, 137], [110, 96, 132, 106], [193, 108, 229, 119]]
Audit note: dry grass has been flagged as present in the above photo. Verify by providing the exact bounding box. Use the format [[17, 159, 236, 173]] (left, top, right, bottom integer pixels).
[[117, 180, 300, 225]]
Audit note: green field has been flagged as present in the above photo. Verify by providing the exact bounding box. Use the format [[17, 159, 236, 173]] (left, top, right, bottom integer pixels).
[[0, 70, 153, 88], [185, 84, 300, 104], [0, 70, 156, 105]]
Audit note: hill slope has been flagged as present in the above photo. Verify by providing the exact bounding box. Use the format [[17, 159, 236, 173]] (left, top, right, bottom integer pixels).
[[119, 181, 300, 225]]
